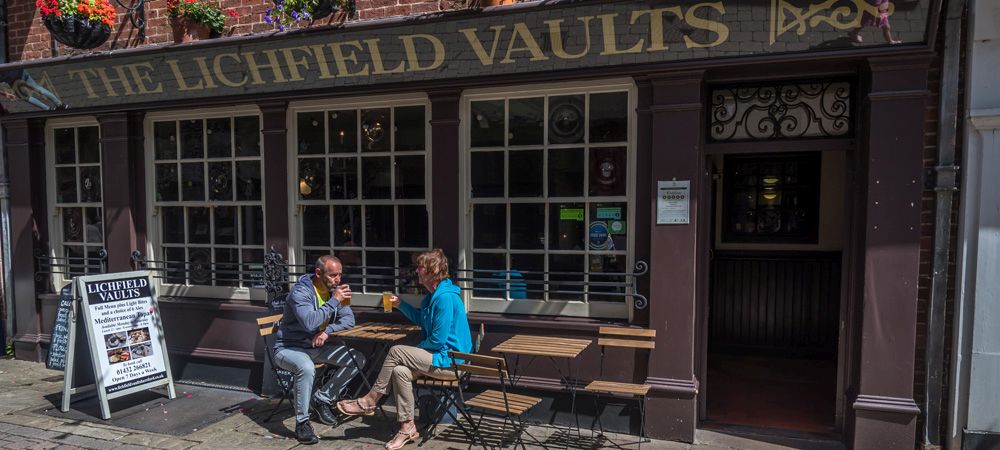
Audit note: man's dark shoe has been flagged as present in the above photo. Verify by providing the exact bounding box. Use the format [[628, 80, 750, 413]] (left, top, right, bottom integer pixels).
[[295, 419, 319, 445], [311, 401, 338, 426]]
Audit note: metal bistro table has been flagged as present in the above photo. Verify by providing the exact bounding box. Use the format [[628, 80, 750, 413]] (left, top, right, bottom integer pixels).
[[491, 334, 592, 432], [333, 322, 422, 404]]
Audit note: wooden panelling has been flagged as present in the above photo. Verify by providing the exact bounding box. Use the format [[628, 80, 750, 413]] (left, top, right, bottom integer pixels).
[[709, 251, 841, 357]]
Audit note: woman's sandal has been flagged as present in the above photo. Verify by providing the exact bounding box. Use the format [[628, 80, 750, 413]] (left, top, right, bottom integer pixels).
[[384, 429, 420, 450], [336, 398, 375, 416]]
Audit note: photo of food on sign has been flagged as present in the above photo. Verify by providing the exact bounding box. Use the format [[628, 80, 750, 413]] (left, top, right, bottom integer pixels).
[[128, 327, 150, 345], [130, 342, 153, 359], [104, 331, 127, 349], [107, 347, 131, 364]]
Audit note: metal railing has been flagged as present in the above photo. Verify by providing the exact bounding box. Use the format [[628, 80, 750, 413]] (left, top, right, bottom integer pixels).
[[35, 247, 108, 283], [129, 249, 649, 310], [452, 261, 649, 309], [260, 250, 649, 310], [130, 250, 263, 288]]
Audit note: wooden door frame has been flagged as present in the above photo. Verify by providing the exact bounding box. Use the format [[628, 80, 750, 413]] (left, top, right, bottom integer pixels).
[[695, 138, 856, 433]]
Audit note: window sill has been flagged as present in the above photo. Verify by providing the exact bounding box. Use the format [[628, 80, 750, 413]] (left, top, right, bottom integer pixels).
[[467, 311, 636, 332]]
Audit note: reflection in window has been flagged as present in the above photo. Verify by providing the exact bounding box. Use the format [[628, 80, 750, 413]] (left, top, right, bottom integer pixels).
[[295, 104, 430, 293], [153, 115, 264, 287], [51, 125, 104, 277], [467, 90, 631, 307]]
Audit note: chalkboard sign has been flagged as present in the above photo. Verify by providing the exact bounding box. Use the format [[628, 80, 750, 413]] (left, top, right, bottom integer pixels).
[[46, 285, 74, 370]]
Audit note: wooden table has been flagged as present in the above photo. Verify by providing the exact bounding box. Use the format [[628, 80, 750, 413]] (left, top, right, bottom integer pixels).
[[334, 322, 422, 402], [492, 334, 591, 432], [334, 322, 421, 342]]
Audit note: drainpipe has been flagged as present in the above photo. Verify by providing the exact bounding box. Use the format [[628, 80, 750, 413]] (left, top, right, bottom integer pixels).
[[0, 126, 10, 352], [923, 0, 966, 448]]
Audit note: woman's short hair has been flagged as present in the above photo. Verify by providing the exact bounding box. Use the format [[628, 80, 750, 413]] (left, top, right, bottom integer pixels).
[[416, 249, 449, 284]]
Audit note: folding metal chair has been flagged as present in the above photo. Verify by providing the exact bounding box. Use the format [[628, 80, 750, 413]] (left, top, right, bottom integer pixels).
[[582, 327, 656, 449], [449, 350, 544, 450], [414, 323, 486, 446], [256, 313, 329, 422]]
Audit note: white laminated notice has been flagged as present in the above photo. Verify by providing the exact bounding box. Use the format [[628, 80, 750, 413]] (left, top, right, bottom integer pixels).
[[656, 180, 690, 224]]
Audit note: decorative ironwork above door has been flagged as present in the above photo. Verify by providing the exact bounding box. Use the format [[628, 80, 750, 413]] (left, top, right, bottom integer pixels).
[[710, 81, 852, 141]]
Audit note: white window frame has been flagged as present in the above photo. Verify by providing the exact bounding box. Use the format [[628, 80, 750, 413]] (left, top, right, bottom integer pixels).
[[460, 79, 637, 320], [288, 94, 433, 308], [45, 117, 104, 290], [144, 105, 265, 300]]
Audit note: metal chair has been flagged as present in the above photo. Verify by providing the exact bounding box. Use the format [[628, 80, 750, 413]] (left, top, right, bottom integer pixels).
[[256, 312, 329, 422], [582, 327, 655, 449], [414, 323, 486, 446], [449, 350, 544, 450]]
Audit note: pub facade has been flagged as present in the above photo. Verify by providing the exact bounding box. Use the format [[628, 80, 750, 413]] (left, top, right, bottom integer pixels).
[[0, 0, 958, 448]]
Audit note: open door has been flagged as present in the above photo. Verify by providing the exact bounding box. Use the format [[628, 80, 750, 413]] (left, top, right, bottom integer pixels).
[[700, 151, 846, 436]]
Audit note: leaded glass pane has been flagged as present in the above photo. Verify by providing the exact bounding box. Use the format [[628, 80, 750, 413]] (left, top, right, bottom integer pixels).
[[181, 162, 204, 201], [361, 108, 390, 152], [471, 100, 504, 148], [55, 128, 75, 164], [77, 127, 100, 163], [180, 119, 204, 159], [234, 116, 261, 157], [154, 122, 177, 160], [509, 97, 543, 146], [365, 205, 394, 247], [394, 105, 424, 151], [329, 110, 358, 153], [298, 111, 325, 154], [207, 118, 232, 158]]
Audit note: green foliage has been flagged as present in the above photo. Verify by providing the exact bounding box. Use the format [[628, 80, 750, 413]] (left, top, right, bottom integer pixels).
[[167, 0, 235, 34]]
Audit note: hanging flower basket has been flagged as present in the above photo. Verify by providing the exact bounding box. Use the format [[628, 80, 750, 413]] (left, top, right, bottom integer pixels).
[[266, 0, 353, 30], [170, 17, 212, 43], [42, 15, 111, 50]]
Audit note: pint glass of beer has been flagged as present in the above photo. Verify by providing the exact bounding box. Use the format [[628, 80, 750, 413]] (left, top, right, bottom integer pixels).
[[382, 292, 394, 312]]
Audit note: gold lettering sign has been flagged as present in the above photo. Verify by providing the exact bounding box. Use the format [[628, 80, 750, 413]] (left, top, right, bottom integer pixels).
[[0, 0, 927, 115]]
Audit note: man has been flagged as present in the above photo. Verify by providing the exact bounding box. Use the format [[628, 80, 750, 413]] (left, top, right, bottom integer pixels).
[[274, 255, 365, 445]]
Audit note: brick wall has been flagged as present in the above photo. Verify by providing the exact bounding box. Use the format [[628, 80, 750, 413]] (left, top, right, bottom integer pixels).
[[6, 0, 450, 62]]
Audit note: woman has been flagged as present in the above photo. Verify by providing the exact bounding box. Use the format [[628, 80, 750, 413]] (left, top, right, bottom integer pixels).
[[337, 249, 472, 450]]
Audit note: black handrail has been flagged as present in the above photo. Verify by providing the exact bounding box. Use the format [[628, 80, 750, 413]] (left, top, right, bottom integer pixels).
[[35, 247, 108, 282], [130, 249, 649, 310]]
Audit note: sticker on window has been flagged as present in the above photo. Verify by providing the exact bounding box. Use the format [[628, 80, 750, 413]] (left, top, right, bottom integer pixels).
[[596, 207, 621, 220], [589, 221, 613, 250], [559, 208, 585, 221]]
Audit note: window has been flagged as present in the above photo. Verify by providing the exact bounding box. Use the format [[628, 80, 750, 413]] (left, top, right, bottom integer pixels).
[[47, 121, 105, 280], [465, 83, 634, 318], [150, 111, 264, 291], [722, 152, 821, 243], [293, 98, 430, 296]]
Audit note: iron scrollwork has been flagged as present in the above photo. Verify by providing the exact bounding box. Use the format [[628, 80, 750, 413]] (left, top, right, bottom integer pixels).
[[710, 81, 851, 141], [631, 260, 649, 310], [262, 249, 289, 303]]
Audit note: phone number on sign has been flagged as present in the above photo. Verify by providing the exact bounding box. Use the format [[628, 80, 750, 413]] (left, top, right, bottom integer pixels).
[[115, 361, 152, 377]]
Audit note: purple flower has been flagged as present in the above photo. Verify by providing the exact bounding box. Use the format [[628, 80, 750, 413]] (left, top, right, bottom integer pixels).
[[291, 10, 300, 19]]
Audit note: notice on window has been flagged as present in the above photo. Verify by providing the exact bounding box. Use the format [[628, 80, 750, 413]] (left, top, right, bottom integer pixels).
[[82, 275, 168, 395], [657, 180, 690, 225]]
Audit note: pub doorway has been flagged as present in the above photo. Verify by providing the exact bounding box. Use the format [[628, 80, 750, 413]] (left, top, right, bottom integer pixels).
[[700, 151, 846, 436]]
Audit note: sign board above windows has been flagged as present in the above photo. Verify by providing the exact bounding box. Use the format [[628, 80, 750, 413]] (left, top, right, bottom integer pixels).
[[0, 0, 930, 115]]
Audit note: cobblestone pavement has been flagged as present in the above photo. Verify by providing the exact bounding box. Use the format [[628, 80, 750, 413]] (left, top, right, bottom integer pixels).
[[0, 358, 719, 450]]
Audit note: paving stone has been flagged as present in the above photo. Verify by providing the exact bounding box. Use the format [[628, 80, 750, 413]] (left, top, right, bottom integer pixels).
[[50, 424, 127, 442], [49, 435, 118, 450], [115, 434, 195, 450], [2, 424, 63, 441]]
